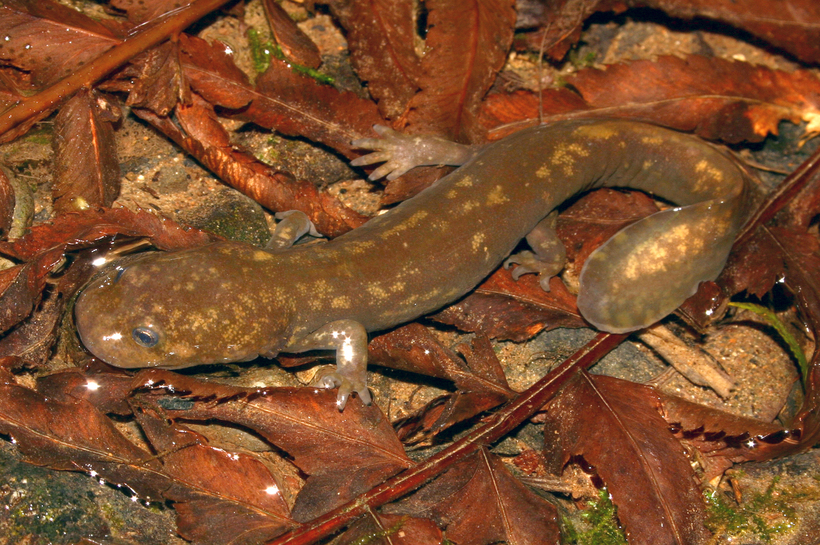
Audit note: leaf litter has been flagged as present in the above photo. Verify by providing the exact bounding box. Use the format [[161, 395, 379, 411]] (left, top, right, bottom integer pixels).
[[0, 0, 820, 544]]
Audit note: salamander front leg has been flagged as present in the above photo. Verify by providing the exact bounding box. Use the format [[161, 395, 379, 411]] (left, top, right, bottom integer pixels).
[[267, 210, 322, 251], [504, 211, 566, 291], [286, 319, 371, 410], [351, 125, 480, 180]]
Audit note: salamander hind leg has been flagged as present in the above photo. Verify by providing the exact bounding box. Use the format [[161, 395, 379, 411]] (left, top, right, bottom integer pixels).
[[504, 212, 567, 291], [577, 201, 739, 334], [286, 319, 371, 410]]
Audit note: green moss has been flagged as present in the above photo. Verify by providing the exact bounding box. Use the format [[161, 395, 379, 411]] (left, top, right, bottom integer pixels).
[[564, 489, 628, 545], [705, 478, 798, 542], [246, 28, 334, 85]]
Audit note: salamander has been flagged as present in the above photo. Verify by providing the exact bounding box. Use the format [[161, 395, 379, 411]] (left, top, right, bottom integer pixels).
[[74, 119, 752, 408]]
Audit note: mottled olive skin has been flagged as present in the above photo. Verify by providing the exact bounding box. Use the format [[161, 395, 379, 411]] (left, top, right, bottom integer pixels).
[[75, 119, 751, 405]]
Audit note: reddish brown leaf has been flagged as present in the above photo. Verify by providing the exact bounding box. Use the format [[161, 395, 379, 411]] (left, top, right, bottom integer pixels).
[[0, 0, 122, 88], [370, 324, 514, 439], [479, 88, 588, 138], [130, 369, 412, 522], [433, 271, 586, 341], [480, 56, 820, 144], [0, 167, 16, 236], [543, 373, 709, 545], [0, 379, 165, 499], [518, 0, 820, 65], [133, 404, 296, 545], [386, 447, 560, 545], [111, 0, 196, 25], [640, 0, 820, 64], [52, 89, 121, 213], [125, 41, 191, 115], [135, 94, 366, 237], [401, 0, 517, 143], [249, 59, 384, 157], [178, 33, 253, 109], [0, 289, 63, 366], [178, 33, 383, 157], [337, 512, 443, 545], [262, 0, 321, 69], [658, 392, 794, 466], [0, 256, 59, 335], [36, 369, 135, 416], [566, 56, 820, 143], [338, 0, 421, 119], [0, 207, 217, 262]]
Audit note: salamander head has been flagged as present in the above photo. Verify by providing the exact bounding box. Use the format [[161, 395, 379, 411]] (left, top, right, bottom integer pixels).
[[75, 244, 293, 369]]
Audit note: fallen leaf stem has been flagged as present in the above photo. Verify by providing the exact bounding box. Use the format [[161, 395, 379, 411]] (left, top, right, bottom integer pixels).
[[0, 0, 232, 140], [269, 331, 626, 545]]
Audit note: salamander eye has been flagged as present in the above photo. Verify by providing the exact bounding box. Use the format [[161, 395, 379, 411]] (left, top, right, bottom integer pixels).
[[132, 326, 159, 348]]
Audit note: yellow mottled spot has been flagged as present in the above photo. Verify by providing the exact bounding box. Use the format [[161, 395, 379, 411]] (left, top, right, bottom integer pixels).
[[446, 189, 458, 198], [253, 250, 274, 261], [390, 282, 406, 293], [640, 135, 663, 145], [455, 176, 474, 187], [536, 165, 551, 179], [691, 159, 727, 194], [549, 143, 590, 176], [367, 284, 388, 298], [642, 160, 653, 170], [331, 296, 351, 309], [574, 124, 618, 140], [471, 232, 486, 252], [487, 185, 509, 205]]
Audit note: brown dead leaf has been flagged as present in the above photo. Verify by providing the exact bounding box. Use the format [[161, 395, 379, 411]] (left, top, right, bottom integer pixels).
[[0, 207, 217, 262], [481, 56, 820, 144], [262, 0, 321, 69], [659, 392, 794, 466], [543, 373, 709, 545], [0, 166, 16, 236], [0, 289, 63, 366], [400, 0, 517, 143], [125, 40, 191, 116], [0, 0, 123, 88], [52, 89, 121, 214], [0, 379, 165, 498], [433, 271, 586, 341], [130, 369, 412, 523], [386, 447, 560, 545], [111, 0, 196, 26], [134, 93, 366, 237], [369, 324, 514, 439], [133, 403, 296, 545], [336, 0, 422, 120], [519, 0, 820, 65], [337, 512, 443, 545], [566, 55, 820, 143]]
